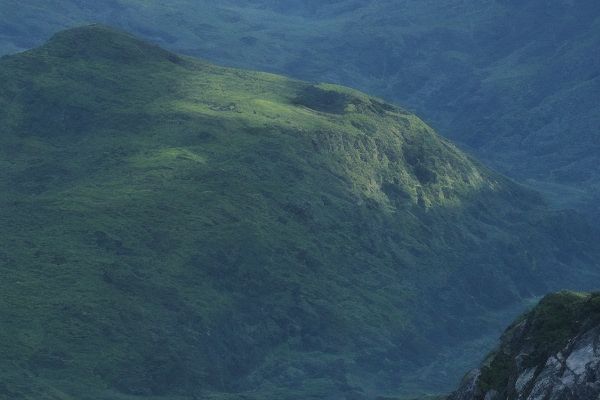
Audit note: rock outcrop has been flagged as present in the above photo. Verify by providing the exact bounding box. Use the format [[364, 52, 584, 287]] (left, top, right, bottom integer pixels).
[[450, 292, 600, 400]]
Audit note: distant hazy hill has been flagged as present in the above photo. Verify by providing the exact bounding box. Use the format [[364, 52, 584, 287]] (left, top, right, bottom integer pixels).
[[1, 25, 599, 400], [3, 0, 598, 213]]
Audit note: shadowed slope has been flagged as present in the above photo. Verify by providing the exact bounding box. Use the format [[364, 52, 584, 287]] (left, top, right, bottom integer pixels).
[[0, 25, 599, 400]]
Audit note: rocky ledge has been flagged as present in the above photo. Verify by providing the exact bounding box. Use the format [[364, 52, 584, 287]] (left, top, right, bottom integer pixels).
[[450, 292, 600, 400]]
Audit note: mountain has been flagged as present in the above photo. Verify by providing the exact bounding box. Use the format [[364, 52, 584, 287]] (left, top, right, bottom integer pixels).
[[1, 25, 600, 399], [450, 292, 600, 400], [2, 0, 599, 214]]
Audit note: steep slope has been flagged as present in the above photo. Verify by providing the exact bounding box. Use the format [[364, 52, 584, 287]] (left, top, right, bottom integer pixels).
[[450, 292, 600, 400], [2, 0, 599, 213], [1, 25, 599, 399]]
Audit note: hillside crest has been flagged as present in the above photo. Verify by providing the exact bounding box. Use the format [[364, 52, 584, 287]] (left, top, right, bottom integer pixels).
[[41, 24, 182, 63]]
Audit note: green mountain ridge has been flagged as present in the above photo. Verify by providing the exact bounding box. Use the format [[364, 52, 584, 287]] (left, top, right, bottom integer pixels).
[[0, 25, 599, 399], [3, 0, 598, 214]]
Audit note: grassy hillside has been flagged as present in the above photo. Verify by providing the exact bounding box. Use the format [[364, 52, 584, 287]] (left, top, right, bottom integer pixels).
[[2, 0, 599, 213], [1, 25, 599, 399]]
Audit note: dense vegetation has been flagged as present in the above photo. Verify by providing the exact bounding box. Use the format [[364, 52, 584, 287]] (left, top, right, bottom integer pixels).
[[1, 0, 599, 214], [1, 25, 599, 399]]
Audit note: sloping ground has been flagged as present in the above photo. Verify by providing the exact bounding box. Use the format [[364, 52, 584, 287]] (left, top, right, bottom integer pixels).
[[450, 292, 600, 400], [3, 0, 599, 213], [0, 25, 599, 399]]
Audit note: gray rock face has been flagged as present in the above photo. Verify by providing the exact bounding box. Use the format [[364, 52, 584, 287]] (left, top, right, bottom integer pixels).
[[526, 328, 600, 400], [449, 293, 600, 400], [451, 369, 482, 400]]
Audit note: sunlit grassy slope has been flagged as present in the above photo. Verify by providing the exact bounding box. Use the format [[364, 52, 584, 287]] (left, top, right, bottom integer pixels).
[[3, 0, 599, 214], [1, 25, 599, 400]]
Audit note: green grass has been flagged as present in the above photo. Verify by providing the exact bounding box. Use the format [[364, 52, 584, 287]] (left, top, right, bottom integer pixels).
[[259, 1, 600, 215], [0, 0, 600, 214], [2, 0, 599, 214], [0, 25, 600, 399]]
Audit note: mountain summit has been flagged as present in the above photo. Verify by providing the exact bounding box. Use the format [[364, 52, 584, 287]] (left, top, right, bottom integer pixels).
[[0, 25, 599, 399], [40, 24, 182, 64]]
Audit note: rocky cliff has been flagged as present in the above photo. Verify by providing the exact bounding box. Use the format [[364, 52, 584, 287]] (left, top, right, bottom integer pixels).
[[450, 292, 600, 400]]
